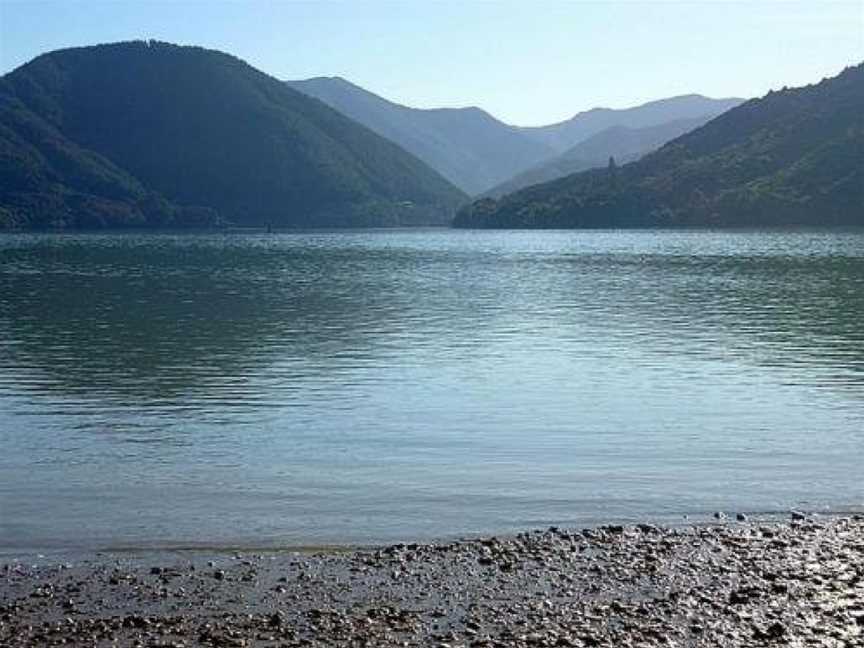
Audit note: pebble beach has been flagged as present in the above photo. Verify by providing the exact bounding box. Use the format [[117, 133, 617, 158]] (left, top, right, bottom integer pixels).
[[2, 514, 862, 647]]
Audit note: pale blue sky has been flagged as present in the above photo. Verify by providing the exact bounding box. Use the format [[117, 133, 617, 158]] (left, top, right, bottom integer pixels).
[[1, 0, 862, 125]]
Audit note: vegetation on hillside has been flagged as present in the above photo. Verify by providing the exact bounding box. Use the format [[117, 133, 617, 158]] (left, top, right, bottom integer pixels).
[[0, 41, 466, 230], [455, 64, 863, 228]]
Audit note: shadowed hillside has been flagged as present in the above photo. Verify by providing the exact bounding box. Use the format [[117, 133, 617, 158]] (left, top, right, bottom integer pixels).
[[0, 41, 466, 229], [455, 65, 863, 229]]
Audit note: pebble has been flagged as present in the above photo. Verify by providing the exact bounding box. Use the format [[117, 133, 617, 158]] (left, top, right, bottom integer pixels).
[[1, 516, 862, 647]]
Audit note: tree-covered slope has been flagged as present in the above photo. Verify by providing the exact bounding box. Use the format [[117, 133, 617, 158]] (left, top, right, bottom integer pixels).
[[287, 76, 555, 195], [0, 80, 217, 229], [455, 64, 863, 229], [482, 116, 716, 199], [0, 41, 466, 229]]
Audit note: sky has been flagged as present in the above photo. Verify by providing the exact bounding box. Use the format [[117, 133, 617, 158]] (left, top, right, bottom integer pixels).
[[1, 0, 862, 126]]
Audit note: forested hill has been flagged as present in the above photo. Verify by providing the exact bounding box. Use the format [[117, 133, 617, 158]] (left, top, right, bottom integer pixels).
[[0, 41, 466, 230], [287, 76, 554, 195], [455, 64, 864, 229]]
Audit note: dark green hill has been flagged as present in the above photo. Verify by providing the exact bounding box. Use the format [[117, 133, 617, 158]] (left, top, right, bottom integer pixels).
[[455, 64, 863, 229], [0, 41, 466, 229], [287, 76, 555, 195]]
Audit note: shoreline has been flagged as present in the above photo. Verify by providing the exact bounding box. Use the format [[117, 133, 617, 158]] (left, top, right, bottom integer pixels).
[[6, 508, 863, 562], [2, 514, 862, 647]]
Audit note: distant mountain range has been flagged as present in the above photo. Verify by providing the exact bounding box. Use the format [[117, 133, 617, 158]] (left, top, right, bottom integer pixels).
[[287, 77, 743, 196], [0, 41, 465, 230], [518, 94, 745, 153], [455, 64, 864, 228], [2, 40, 855, 231], [482, 115, 726, 198], [286, 76, 555, 195]]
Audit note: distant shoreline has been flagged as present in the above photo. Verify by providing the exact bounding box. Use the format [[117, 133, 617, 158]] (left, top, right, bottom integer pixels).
[[3, 224, 864, 235]]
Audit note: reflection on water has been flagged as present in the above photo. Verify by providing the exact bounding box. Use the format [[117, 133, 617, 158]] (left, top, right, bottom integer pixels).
[[1, 230, 863, 551]]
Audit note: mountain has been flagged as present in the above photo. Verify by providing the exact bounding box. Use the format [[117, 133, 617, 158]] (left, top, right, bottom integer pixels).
[[454, 64, 864, 229], [286, 76, 555, 195], [285, 78, 747, 198], [483, 115, 718, 199], [0, 41, 466, 230], [520, 95, 745, 153]]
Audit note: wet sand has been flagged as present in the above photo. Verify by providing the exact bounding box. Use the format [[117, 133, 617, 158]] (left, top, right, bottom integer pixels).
[[1, 514, 862, 647]]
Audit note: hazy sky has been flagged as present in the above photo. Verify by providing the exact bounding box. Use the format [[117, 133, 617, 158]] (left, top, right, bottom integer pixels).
[[1, 0, 862, 125]]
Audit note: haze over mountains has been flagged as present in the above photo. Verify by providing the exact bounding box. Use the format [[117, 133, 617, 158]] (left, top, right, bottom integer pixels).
[[287, 76, 555, 195], [0, 41, 465, 229], [455, 63, 864, 228], [287, 76, 744, 196], [519, 95, 745, 153], [483, 115, 729, 199], [0, 40, 858, 231]]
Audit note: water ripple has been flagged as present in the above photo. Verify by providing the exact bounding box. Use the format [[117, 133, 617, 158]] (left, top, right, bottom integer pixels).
[[1, 229, 863, 550]]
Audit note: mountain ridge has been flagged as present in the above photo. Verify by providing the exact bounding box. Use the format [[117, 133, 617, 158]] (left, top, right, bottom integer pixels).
[[482, 115, 723, 199], [286, 76, 554, 195], [455, 64, 864, 229], [519, 94, 746, 153], [287, 77, 745, 196], [0, 41, 466, 230]]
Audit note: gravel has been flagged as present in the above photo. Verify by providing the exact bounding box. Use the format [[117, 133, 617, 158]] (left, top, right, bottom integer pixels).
[[1, 514, 862, 647]]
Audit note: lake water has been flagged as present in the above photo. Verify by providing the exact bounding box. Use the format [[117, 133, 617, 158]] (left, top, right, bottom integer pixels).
[[1, 230, 862, 553]]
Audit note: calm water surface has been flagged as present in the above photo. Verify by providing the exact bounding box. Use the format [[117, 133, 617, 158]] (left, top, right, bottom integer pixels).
[[1, 230, 862, 552]]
